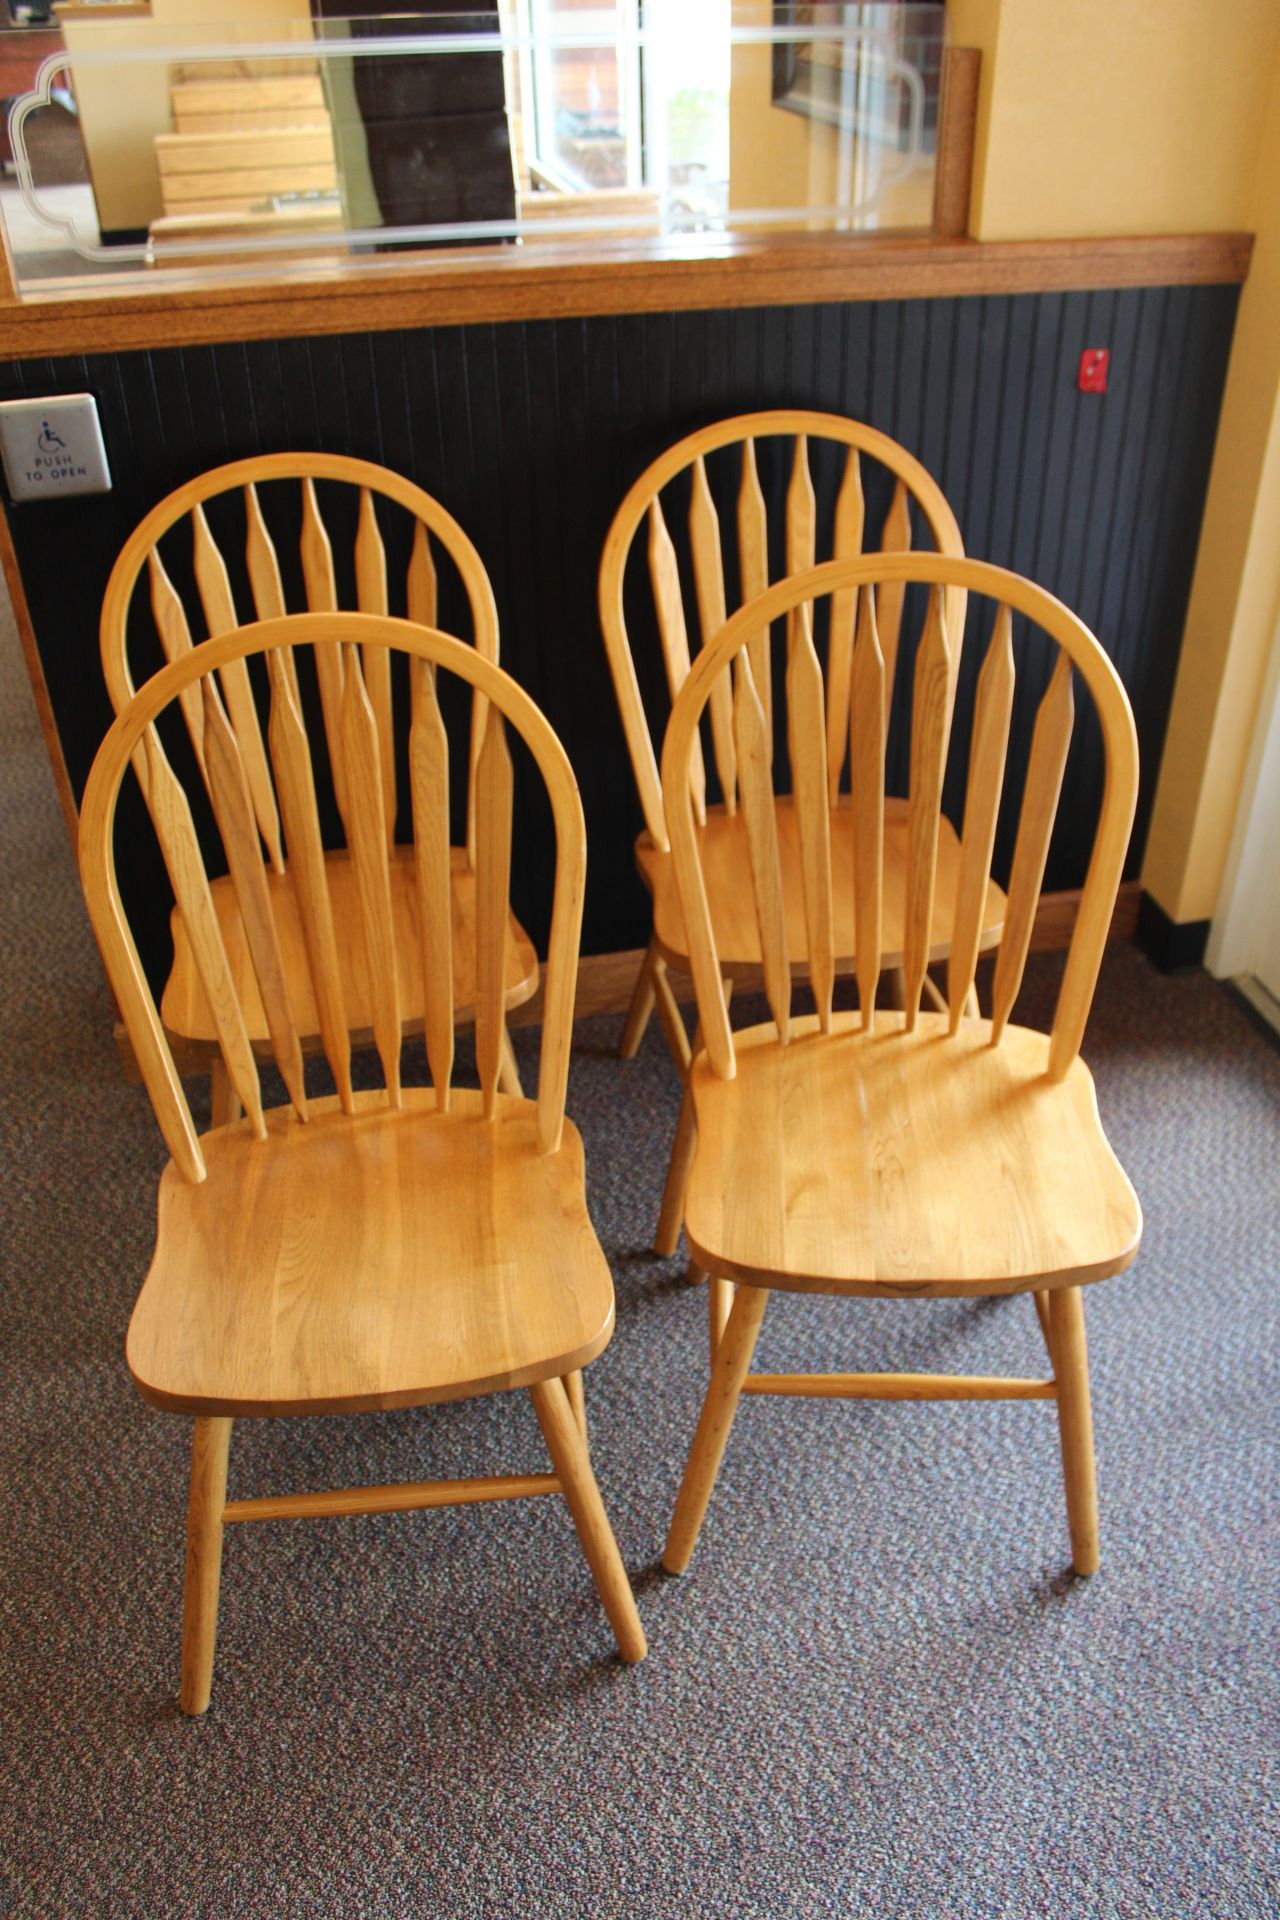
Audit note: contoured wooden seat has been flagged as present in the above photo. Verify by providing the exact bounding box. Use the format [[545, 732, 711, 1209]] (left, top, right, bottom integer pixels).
[[658, 555, 1143, 1582], [100, 453, 535, 1114], [79, 613, 646, 1714], [598, 411, 1000, 1259]]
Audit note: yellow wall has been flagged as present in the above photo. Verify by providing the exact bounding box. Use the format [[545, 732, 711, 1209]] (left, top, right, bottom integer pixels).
[[1142, 52, 1280, 922], [950, 0, 1280, 241], [946, 0, 1280, 928]]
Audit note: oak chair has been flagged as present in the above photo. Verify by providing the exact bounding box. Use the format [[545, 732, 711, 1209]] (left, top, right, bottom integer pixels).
[[78, 612, 647, 1713], [597, 411, 1001, 1259], [100, 453, 533, 1120], [657, 554, 1143, 1582]]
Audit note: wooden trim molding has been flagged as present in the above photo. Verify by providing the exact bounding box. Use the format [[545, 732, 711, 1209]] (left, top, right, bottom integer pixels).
[[932, 48, 981, 241], [0, 232, 1251, 361]]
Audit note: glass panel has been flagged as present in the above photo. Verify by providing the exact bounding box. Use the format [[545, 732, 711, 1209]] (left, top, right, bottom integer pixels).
[[0, 3, 945, 300]]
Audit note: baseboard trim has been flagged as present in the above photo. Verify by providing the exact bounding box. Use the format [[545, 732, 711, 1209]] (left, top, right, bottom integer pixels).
[[1135, 892, 1210, 974]]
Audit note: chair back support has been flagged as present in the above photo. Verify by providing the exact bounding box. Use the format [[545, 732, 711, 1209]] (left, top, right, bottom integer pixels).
[[661, 555, 1138, 1084], [100, 454, 500, 867], [79, 615, 585, 1183], [598, 411, 965, 852]]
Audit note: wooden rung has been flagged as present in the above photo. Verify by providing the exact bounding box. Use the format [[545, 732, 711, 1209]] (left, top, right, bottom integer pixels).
[[741, 1372, 1058, 1401], [224, 1473, 561, 1523]]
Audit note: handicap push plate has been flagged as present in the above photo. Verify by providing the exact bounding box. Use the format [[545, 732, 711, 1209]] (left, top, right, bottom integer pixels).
[[0, 393, 112, 501]]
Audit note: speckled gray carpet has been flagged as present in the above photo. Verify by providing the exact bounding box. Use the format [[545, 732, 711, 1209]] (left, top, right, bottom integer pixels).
[[2, 593, 1278, 1920]]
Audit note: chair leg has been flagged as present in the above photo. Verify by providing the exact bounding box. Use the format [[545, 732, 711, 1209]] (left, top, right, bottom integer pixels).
[[497, 1024, 523, 1097], [210, 1056, 241, 1128], [655, 1071, 697, 1257], [1032, 1289, 1053, 1356], [563, 1368, 587, 1444], [619, 939, 658, 1060], [529, 1378, 647, 1663], [708, 1274, 734, 1357], [663, 1284, 769, 1575], [179, 1415, 233, 1716], [651, 954, 692, 1076], [1048, 1287, 1099, 1576]]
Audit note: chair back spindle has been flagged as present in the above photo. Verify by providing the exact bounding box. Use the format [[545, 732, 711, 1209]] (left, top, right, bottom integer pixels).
[[850, 586, 886, 1031], [265, 650, 355, 1111], [736, 439, 771, 740], [688, 453, 738, 813], [200, 677, 308, 1118], [825, 448, 866, 798], [990, 651, 1075, 1042], [338, 642, 403, 1104], [408, 659, 455, 1109], [733, 652, 790, 1041], [901, 589, 953, 1027], [785, 601, 834, 1028], [947, 605, 1015, 1031]]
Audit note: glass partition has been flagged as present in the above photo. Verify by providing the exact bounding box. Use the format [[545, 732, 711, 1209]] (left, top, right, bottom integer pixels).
[[0, 2, 946, 299]]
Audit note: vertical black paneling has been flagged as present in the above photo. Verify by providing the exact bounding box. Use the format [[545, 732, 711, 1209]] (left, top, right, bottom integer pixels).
[[0, 284, 1238, 978]]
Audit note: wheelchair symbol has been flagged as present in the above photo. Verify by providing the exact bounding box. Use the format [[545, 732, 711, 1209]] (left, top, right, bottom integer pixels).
[[37, 421, 66, 455]]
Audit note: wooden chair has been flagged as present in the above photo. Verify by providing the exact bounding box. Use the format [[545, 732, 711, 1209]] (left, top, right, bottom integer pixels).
[[100, 453, 534, 1121], [78, 612, 647, 1713], [657, 554, 1143, 1582], [597, 411, 999, 1259]]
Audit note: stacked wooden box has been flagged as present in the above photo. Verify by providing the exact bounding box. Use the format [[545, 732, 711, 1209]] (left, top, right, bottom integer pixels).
[[150, 65, 341, 244]]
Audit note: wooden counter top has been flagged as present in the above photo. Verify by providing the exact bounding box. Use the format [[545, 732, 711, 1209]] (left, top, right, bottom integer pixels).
[[0, 230, 1252, 360]]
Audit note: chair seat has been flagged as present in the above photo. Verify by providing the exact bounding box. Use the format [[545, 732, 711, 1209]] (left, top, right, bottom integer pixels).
[[637, 798, 1006, 972], [685, 1012, 1142, 1298], [126, 1089, 614, 1416], [161, 848, 539, 1049]]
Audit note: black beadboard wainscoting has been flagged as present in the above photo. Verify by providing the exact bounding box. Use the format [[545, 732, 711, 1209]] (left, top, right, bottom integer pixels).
[[0, 286, 1238, 983]]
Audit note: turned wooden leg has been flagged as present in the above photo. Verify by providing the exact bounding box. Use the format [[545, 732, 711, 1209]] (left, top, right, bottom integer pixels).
[[655, 1073, 696, 1257], [563, 1368, 587, 1444], [651, 954, 692, 1076], [663, 1284, 769, 1575], [1049, 1287, 1099, 1576], [497, 1024, 523, 1097], [210, 1056, 241, 1128], [529, 1378, 647, 1663], [708, 1274, 734, 1357], [179, 1415, 233, 1716], [619, 939, 658, 1060], [686, 1261, 708, 1286], [1032, 1289, 1053, 1355]]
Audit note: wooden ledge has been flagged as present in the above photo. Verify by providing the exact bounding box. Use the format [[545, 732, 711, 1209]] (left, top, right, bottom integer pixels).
[[0, 231, 1252, 360]]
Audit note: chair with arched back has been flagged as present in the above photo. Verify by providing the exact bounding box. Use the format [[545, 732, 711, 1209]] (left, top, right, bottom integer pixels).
[[100, 453, 534, 1119], [597, 411, 1002, 1261], [79, 612, 647, 1713], [655, 554, 1143, 1582]]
